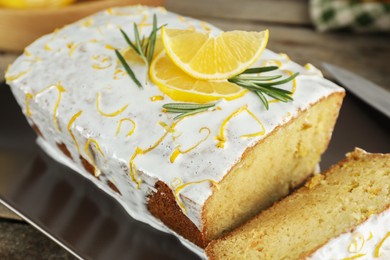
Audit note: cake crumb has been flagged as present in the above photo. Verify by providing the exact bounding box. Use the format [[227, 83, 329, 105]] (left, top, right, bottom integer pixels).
[[305, 174, 325, 189]]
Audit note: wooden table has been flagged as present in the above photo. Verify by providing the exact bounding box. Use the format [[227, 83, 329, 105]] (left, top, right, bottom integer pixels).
[[0, 0, 389, 259]]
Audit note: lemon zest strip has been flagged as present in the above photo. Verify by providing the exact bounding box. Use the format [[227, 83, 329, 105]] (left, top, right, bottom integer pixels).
[[215, 105, 265, 148], [67, 42, 82, 57], [158, 121, 175, 133], [262, 59, 282, 68], [129, 131, 170, 189], [26, 82, 65, 132], [144, 133, 170, 155], [106, 8, 134, 16], [201, 21, 211, 32], [6, 70, 29, 82], [92, 55, 112, 70], [66, 39, 99, 57], [240, 109, 266, 138], [81, 18, 94, 27], [170, 127, 211, 163], [92, 63, 112, 70], [52, 84, 66, 132], [116, 118, 136, 137], [150, 95, 164, 102], [24, 49, 32, 57], [44, 43, 52, 51], [172, 178, 219, 214], [105, 44, 116, 50], [114, 69, 125, 79], [342, 253, 366, 260], [278, 53, 291, 61], [67, 110, 83, 154], [129, 119, 185, 188], [96, 92, 128, 117], [375, 232, 390, 257], [84, 138, 105, 177], [368, 232, 373, 241], [25, 93, 34, 117], [348, 233, 365, 253], [138, 14, 151, 30], [128, 147, 143, 188]]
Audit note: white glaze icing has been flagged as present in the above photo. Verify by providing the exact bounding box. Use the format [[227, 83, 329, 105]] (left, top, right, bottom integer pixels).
[[308, 208, 390, 260], [36, 137, 207, 258], [6, 5, 343, 255]]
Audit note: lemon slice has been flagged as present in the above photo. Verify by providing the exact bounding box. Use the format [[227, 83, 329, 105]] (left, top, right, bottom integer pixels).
[[0, 0, 75, 9], [162, 28, 269, 80], [150, 52, 247, 103]]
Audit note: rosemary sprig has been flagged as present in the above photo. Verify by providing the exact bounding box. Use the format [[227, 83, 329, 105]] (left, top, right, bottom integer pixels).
[[240, 66, 279, 74], [163, 66, 298, 118], [163, 103, 216, 120], [228, 66, 299, 110], [116, 17, 297, 111], [116, 14, 164, 88], [115, 50, 142, 88]]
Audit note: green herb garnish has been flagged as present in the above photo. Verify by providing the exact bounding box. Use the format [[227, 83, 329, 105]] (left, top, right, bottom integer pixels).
[[228, 66, 299, 110], [115, 50, 142, 88], [163, 66, 298, 119], [162, 103, 216, 120], [115, 14, 163, 88], [116, 18, 297, 112]]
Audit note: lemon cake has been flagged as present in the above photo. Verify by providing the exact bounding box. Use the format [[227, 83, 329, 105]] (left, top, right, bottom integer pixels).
[[206, 148, 390, 259], [6, 5, 344, 254]]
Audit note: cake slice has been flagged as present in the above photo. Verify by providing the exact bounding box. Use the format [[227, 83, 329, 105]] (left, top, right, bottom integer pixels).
[[206, 148, 390, 259], [5, 5, 344, 253]]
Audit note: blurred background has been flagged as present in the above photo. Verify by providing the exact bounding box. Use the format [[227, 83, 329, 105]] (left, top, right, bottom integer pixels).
[[0, 0, 389, 259], [0, 0, 389, 87]]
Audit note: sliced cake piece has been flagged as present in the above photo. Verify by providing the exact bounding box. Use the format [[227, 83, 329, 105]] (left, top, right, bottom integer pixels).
[[6, 5, 344, 253], [206, 148, 390, 259]]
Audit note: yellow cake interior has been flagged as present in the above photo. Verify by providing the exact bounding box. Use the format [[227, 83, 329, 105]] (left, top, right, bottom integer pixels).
[[202, 92, 344, 242], [206, 149, 390, 259]]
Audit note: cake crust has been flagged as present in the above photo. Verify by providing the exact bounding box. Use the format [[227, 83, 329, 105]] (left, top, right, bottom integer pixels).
[[147, 181, 208, 248]]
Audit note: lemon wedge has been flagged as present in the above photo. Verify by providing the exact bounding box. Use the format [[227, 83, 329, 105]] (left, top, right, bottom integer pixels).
[[162, 28, 269, 80], [150, 51, 247, 103]]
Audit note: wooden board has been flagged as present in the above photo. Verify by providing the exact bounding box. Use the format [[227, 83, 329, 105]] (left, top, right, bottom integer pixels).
[[0, 0, 165, 51]]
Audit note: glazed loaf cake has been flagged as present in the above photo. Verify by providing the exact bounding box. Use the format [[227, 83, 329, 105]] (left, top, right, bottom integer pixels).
[[206, 148, 390, 259], [6, 5, 344, 254]]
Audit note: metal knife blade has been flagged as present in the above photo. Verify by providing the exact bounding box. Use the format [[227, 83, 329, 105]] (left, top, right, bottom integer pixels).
[[322, 63, 390, 118]]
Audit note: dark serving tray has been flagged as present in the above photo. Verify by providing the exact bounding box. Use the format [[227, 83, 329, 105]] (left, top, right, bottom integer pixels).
[[0, 81, 389, 260]]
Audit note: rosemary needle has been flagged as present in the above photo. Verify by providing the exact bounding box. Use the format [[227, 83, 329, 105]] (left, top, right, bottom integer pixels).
[[163, 103, 216, 120], [117, 17, 298, 111], [229, 67, 298, 110], [115, 49, 142, 88], [115, 14, 163, 88], [163, 67, 298, 117]]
